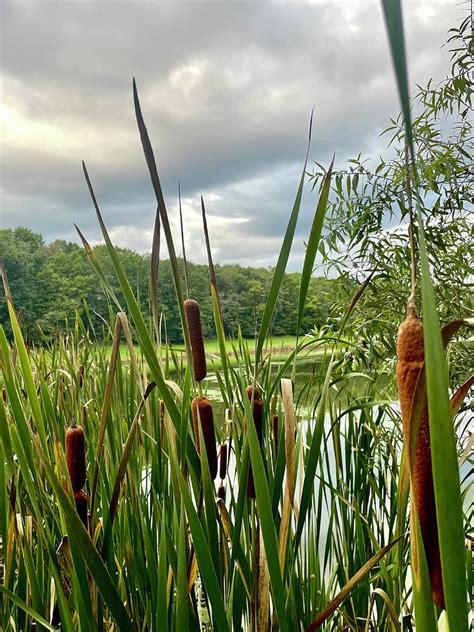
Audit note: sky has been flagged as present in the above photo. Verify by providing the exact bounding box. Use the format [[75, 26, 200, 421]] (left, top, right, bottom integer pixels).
[[0, 0, 463, 270]]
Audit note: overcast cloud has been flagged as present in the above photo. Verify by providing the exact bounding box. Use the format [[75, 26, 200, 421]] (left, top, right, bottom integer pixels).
[[0, 0, 462, 269]]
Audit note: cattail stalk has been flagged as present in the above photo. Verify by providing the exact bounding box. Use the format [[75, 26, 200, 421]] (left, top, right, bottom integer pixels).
[[74, 490, 88, 528], [184, 299, 207, 382], [396, 311, 444, 609], [191, 396, 218, 480]]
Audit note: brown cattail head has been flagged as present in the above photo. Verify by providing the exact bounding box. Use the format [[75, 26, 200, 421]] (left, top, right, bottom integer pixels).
[[74, 489, 88, 528], [65, 425, 86, 491], [191, 396, 218, 480], [184, 299, 207, 382], [244, 385, 264, 498], [217, 484, 226, 501], [246, 385, 262, 401], [219, 442, 228, 480], [396, 313, 444, 609]]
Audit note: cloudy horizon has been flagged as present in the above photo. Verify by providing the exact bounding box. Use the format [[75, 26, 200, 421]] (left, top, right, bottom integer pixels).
[[0, 0, 464, 270]]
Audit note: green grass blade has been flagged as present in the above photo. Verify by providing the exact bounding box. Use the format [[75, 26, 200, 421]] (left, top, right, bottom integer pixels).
[[0, 586, 56, 632]]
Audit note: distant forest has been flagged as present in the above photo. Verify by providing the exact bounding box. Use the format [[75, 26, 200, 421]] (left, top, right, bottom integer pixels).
[[0, 227, 339, 343]]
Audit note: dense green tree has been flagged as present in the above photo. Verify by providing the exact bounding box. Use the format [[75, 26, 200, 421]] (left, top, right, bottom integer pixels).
[[0, 228, 336, 343]]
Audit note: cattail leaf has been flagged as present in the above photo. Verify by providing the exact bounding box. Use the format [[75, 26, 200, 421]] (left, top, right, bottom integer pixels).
[[178, 182, 190, 297], [0, 586, 56, 632], [132, 79, 193, 366], [256, 112, 313, 366], [297, 157, 334, 334], [201, 196, 224, 325], [450, 375, 474, 416], [382, 0, 469, 626], [176, 505, 188, 632], [365, 589, 401, 632], [157, 516, 168, 628], [150, 205, 160, 341]]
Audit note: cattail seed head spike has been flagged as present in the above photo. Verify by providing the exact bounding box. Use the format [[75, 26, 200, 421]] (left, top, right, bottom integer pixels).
[[184, 299, 207, 382], [191, 396, 218, 480], [396, 312, 444, 609], [219, 442, 228, 480], [65, 425, 86, 491]]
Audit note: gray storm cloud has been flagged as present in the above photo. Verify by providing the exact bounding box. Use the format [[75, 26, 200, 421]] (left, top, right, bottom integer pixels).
[[0, 0, 459, 269]]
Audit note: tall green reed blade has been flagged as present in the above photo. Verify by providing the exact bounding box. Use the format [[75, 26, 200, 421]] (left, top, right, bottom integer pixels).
[[132, 79, 192, 368], [296, 156, 334, 334], [255, 111, 313, 367], [382, 1, 469, 628], [150, 205, 161, 341], [178, 182, 190, 298], [0, 587, 56, 632], [201, 195, 224, 324]]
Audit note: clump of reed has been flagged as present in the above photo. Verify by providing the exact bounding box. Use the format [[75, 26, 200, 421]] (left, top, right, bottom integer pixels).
[[65, 424, 88, 527]]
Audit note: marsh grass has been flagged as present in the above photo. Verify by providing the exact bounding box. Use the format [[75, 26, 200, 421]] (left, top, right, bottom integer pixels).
[[0, 4, 472, 630]]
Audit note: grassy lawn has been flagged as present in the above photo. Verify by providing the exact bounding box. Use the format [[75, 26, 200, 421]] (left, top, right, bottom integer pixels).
[[105, 334, 326, 360]]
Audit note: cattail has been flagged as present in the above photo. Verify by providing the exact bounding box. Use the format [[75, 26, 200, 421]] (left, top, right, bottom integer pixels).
[[184, 299, 207, 382], [65, 425, 86, 491], [217, 484, 226, 501], [74, 490, 88, 528], [396, 312, 444, 609], [219, 442, 228, 480], [245, 386, 264, 498], [191, 396, 218, 480]]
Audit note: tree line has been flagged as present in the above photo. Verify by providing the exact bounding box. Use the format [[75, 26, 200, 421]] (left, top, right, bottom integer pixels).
[[0, 227, 338, 343]]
